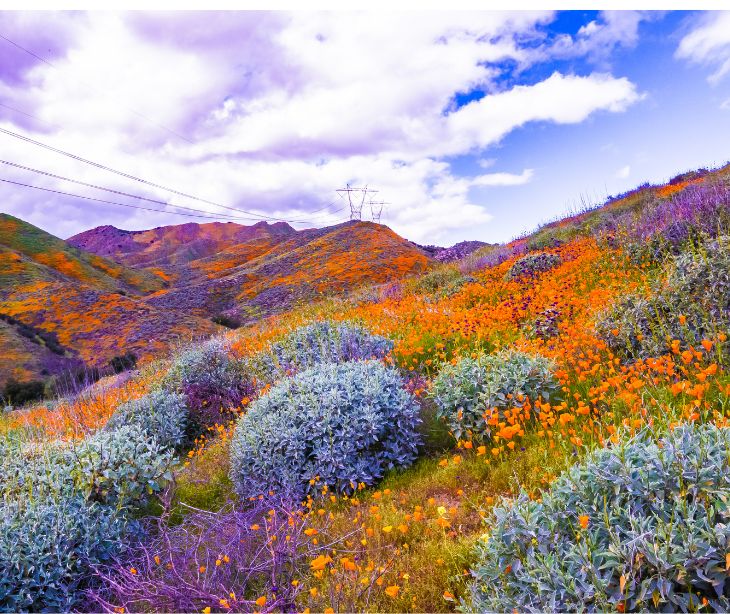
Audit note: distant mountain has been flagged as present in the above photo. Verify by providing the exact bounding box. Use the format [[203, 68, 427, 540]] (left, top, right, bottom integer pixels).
[[414, 239, 491, 263], [1, 216, 432, 388]]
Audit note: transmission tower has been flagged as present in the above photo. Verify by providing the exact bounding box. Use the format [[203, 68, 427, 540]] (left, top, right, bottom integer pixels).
[[368, 199, 389, 223], [336, 184, 378, 220]]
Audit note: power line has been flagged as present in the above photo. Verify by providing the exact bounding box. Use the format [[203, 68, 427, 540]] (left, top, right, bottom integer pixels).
[[0, 177, 264, 221], [0, 126, 307, 223], [0, 159, 267, 222]]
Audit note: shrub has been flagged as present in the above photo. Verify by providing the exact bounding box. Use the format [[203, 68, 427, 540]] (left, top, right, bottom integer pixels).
[[70, 425, 178, 507], [106, 389, 188, 450], [211, 314, 241, 329], [230, 360, 420, 500], [1, 427, 177, 509], [0, 496, 136, 612], [413, 267, 474, 298], [163, 337, 248, 431], [467, 424, 730, 613], [506, 252, 561, 281], [430, 350, 558, 443], [108, 351, 137, 374], [1, 377, 45, 406], [597, 237, 730, 360], [251, 320, 393, 382]]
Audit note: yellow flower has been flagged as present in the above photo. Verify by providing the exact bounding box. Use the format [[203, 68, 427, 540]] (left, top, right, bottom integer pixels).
[[385, 585, 400, 598]]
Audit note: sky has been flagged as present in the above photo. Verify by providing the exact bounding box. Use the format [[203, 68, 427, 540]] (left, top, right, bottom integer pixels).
[[0, 10, 729, 246]]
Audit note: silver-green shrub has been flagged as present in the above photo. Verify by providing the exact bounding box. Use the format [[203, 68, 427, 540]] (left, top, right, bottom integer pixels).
[[230, 360, 420, 500], [430, 350, 558, 442], [70, 425, 177, 507], [0, 495, 135, 612], [597, 237, 730, 360], [506, 252, 561, 281], [250, 320, 393, 382], [105, 389, 188, 450], [466, 424, 730, 612]]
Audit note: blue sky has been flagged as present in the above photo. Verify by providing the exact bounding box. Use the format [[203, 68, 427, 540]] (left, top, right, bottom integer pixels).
[[1, 10, 729, 245], [451, 10, 730, 243]]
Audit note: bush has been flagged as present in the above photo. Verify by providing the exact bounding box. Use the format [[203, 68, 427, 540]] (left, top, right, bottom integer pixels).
[[467, 424, 730, 612], [506, 252, 561, 281], [230, 360, 420, 500], [430, 350, 558, 443], [70, 425, 178, 507], [163, 337, 248, 432], [413, 267, 474, 298], [109, 351, 137, 374], [106, 389, 188, 450], [0, 496, 136, 612], [0, 427, 177, 509], [251, 320, 393, 382], [597, 237, 730, 360], [1, 377, 45, 406]]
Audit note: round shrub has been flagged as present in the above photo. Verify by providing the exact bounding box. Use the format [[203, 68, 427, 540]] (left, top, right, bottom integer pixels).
[[230, 360, 421, 500], [430, 350, 558, 443], [105, 389, 188, 450], [0, 495, 136, 612], [506, 252, 561, 281], [163, 337, 249, 431], [467, 424, 730, 613], [251, 320, 394, 383]]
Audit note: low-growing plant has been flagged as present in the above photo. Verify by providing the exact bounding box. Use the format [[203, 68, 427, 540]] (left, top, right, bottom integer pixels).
[[250, 320, 393, 383], [506, 252, 561, 281], [88, 499, 339, 613], [230, 360, 421, 500], [430, 350, 558, 443], [467, 424, 730, 612], [105, 389, 188, 450], [598, 237, 730, 360]]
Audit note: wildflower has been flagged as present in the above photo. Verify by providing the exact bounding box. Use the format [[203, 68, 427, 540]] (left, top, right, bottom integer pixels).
[[255, 596, 267, 607], [578, 515, 589, 529], [443, 590, 455, 601], [385, 585, 401, 598], [250, 524, 261, 531], [202, 608, 211, 614], [129, 567, 137, 575], [310, 554, 332, 571]]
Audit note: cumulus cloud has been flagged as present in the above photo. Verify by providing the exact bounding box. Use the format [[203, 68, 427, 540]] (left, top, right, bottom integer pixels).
[[615, 165, 631, 179], [676, 11, 730, 84], [0, 11, 642, 243]]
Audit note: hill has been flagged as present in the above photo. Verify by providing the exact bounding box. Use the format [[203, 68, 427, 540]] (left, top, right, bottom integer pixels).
[[70, 219, 433, 323], [1, 217, 433, 388]]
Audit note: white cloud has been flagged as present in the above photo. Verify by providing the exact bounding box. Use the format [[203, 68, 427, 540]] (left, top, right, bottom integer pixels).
[[676, 11, 730, 84], [721, 98, 730, 111], [0, 11, 642, 243], [472, 168, 534, 186], [615, 165, 631, 179]]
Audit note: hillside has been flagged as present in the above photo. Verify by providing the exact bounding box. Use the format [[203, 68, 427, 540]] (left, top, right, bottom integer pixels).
[[71, 219, 433, 322], [1, 217, 433, 388]]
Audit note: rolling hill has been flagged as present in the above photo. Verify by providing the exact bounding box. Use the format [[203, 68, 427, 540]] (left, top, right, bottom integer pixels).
[[1, 216, 433, 388]]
